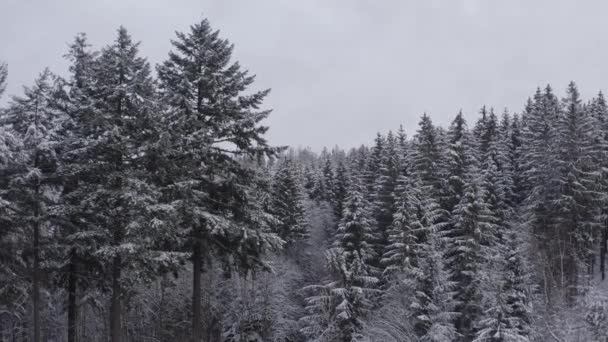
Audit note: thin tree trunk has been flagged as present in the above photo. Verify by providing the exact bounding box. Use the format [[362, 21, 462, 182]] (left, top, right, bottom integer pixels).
[[32, 185, 41, 342], [110, 256, 122, 342], [601, 221, 607, 280], [192, 236, 202, 342], [68, 255, 78, 342]]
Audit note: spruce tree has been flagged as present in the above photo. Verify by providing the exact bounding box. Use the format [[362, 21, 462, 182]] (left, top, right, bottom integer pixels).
[[475, 231, 531, 342], [553, 82, 598, 289], [0, 62, 7, 99], [446, 174, 498, 341], [3, 69, 64, 342], [589, 91, 608, 280], [334, 160, 349, 220], [374, 131, 400, 247], [156, 19, 281, 342], [412, 114, 442, 195], [52, 33, 106, 342], [270, 157, 309, 246], [54, 27, 166, 342], [302, 177, 379, 341], [411, 236, 458, 342]]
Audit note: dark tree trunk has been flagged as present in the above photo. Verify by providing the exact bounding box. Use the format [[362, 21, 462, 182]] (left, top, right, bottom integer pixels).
[[601, 222, 607, 281], [32, 185, 41, 342], [67, 256, 78, 342], [192, 236, 202, 342], [110, 256, 122, 342]]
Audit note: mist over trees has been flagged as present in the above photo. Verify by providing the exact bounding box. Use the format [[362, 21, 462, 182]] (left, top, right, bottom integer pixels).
[[1, 16, 608, 342]]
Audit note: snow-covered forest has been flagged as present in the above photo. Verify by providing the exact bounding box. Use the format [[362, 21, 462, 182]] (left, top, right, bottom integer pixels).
[[2, 17, 608, 342]]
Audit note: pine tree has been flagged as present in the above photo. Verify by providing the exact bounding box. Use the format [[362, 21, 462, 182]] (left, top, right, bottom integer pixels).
[[53, 27, 167, 342], [589, 91, 608, 280], [374, 131, 400, 247], [156, 19, 281, 342], [411, 236, 458, 342], [0, 62, 7, 99], [302, 177, 379, 341], [446, 175, 498, 341], [322, 157, 336, 203], [442, 111, 474, 214], [520, 86, 562, 298], [509, 114, 524, 203], [363, 133, 385, 201], [412, 115, 442, 195], [3, 68, 64, 342], [553, 82, 598, 291], [270, 157, 309, 246], [475, 231, 531, 342], [51, 33, 106, 342], [334, 160, 349, 220], [381, 175, 426, 281]]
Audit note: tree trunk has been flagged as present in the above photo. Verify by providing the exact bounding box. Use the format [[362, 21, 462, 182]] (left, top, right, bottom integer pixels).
[[601, 221, 607, 281], [192, 237, 202, 342], [68, 255, 78, 342], [110, 256, 122, 342], [32, 186, 41, 342]]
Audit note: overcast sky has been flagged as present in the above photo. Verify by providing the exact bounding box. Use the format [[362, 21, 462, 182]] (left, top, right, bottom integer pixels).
[[2, 0, 608, 150]]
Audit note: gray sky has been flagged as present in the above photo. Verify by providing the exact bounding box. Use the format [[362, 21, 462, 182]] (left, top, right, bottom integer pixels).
[[2, 0, 608, 150]]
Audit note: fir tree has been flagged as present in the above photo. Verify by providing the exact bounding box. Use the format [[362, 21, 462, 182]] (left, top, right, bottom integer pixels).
[[156, 18, 281, 341], [475, 231, 531, 342], [412, 114, 442, 195], [270, 157, 309, 246], [334, 160, 349, 220], [446, 175, 498, 341], [553, 82, 598, 290], [374, 131, 400, 247], [3, 69, 64, 342], [0, 62, 7, 99], [411, 236, 458, 342], [302, 177, 379, 341]]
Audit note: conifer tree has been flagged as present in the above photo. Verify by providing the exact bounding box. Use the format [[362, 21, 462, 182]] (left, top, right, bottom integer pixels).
[[412, 114, 443, 198], [374, 131, 400, 246], [442, 111, 474, 214], [589, 91, 608, 280], [52, 33, 105, 342], [270, 157, 309, 246], [0, 62, 7, 99], [334, 160, 349, 220], [3, 69, 64, 342], [363, 133, 385, 200], [411, 236, 458, 342], [322, 157, 336, 203], [475, 231, 531, 342], [302, 177, 379, 341], [156, 19, 281, 342], [446, 175, 498, 341], [381, 175, 426, 280], [553, 82, 598, 288]]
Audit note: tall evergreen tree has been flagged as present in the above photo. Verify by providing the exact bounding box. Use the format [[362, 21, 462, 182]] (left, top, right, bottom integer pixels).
[[553, 82, 598, 290], [0, 62, 7, 99], [53, 33, 105, 342], [156, 19, 281, 342], [55, 27, 167, 342], [374, 131, 400, 247], [3, 69, 64, 342], [474, 231, 532, 342], [334, 160, 349, 220], [446, 175, 498, 341], [302, 177, 379, 341], [270, 157, 309, 246]]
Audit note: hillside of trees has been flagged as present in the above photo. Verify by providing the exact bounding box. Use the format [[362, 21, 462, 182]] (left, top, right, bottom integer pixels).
[[2, 17, 608, 342]]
